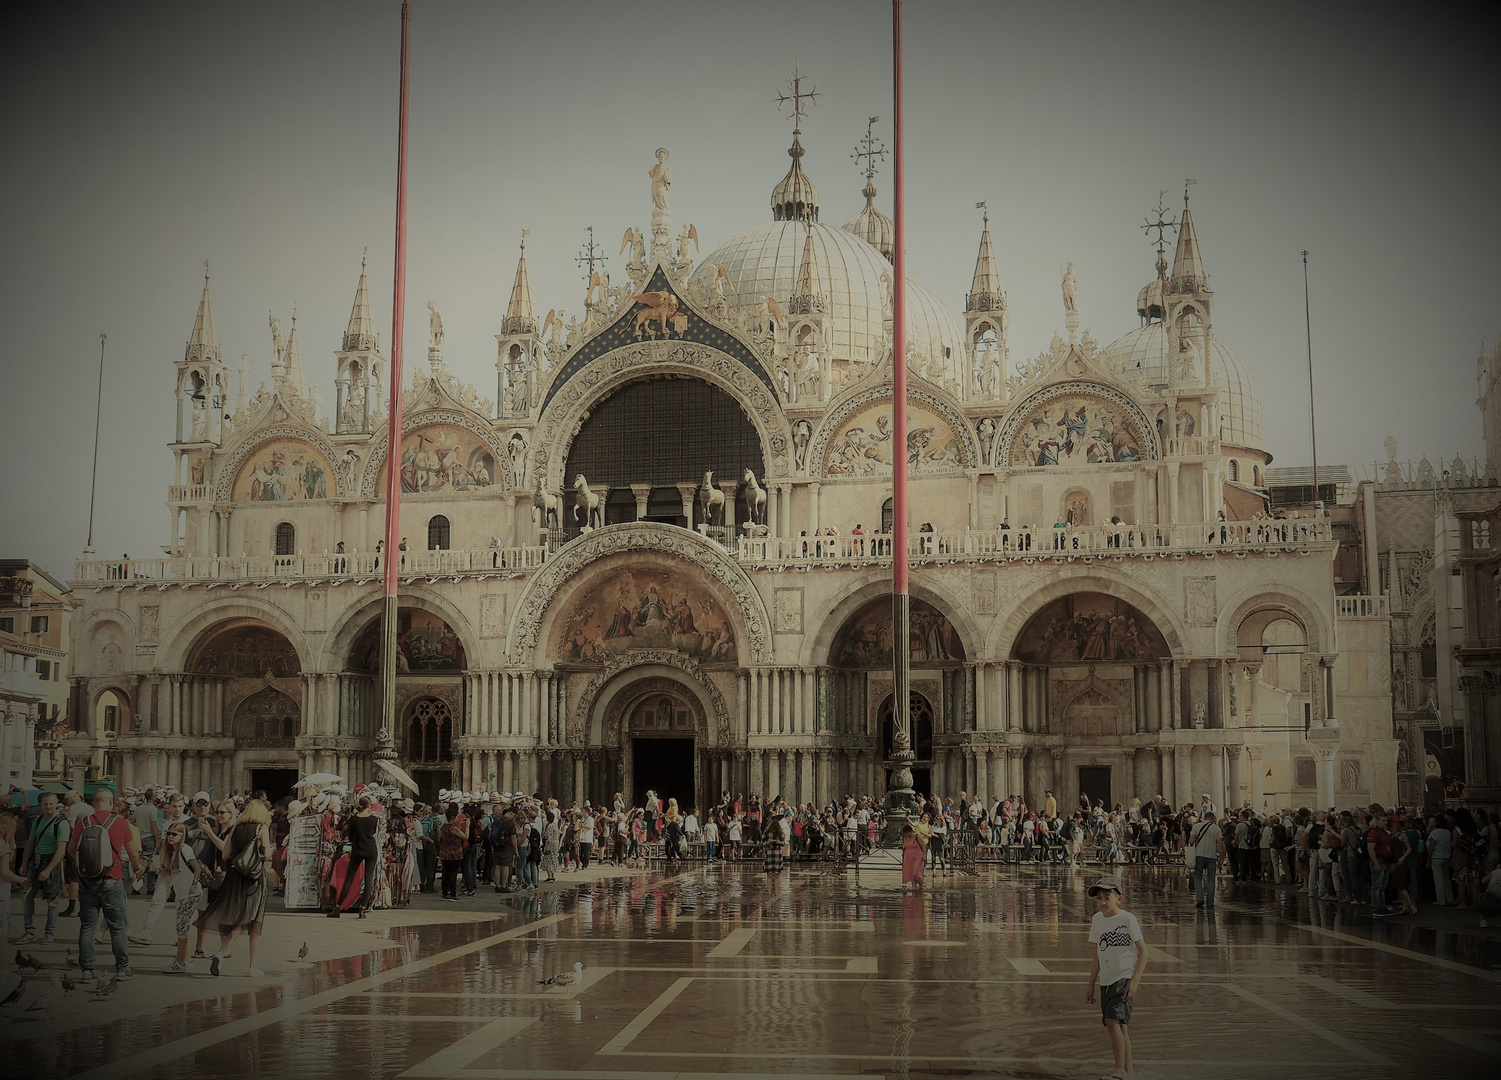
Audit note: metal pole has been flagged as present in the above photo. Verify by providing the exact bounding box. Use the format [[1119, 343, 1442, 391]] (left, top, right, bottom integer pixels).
[[380, 0, 413, 746], [1302, 250, 1318, 510], [882, 0, 916, 847], [86, 333, 106, 553]]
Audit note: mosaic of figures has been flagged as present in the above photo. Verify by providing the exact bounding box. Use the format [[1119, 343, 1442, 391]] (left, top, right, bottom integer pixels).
[[397, 424, 498, 493], [1012, 393, 1146, 467], [1014, 593, 1168, 664], [352, 608, 468, 672], [558, 569, 737, 664], [189, 625, 302, 678], [232, 440, 331, 502], [824, 401, 965, 476], [831, 598, 965, 668]]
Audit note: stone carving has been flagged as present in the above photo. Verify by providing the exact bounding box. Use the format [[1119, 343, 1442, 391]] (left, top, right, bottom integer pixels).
[[774, 587, 803, 634], [573, 649, 731, 747], [1416, 457, 1436, 486], [534, 478, 563, 532], [631, 290, 683, 340], [1185, 577, 1216, 626], [507, 431, 528, 488], [793, 419, 812, 472], [605, 676, 705, 741], [1061, 262, 1078, 314], [506, 522, 771, 665], [427, 301, 444, 349], [619, 227, 647, 290], [808, 384, 976, 480], [480, 594, 507, 637], [978, 417, 996, 465], [139, 605, 160, 644]]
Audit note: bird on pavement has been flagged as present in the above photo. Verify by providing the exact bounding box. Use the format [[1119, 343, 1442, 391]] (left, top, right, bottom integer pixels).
[[61, 974, 76, 993], [65, 948, 79, 969], [26, 973, 66, 1013], [0, 969, 22, 1007], [297, 942, 309, 961], [15, 952, 42, 973], [537, 961, 584, 987]]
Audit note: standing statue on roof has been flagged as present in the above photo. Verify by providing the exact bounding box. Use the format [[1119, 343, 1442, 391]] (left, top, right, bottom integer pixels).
[[427, 301, 444, 348], [649, 148, 671, 211]]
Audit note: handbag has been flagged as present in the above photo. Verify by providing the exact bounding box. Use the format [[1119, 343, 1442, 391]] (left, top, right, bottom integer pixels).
[[229, 833, 265, 879]]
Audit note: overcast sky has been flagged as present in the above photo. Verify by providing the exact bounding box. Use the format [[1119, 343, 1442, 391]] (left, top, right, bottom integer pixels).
[[2, 1, 1496, 578]]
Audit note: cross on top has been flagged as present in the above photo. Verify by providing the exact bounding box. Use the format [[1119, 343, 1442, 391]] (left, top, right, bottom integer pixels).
[[774, 57, 820, 127], [851, 116, 887, 181], [575, 225, 607, 281], [1142, 191, 1178, 252]]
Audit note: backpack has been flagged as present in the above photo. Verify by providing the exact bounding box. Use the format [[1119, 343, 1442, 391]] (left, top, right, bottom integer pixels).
[[76, 814, 118, 879], [490, 815, 508, 848]]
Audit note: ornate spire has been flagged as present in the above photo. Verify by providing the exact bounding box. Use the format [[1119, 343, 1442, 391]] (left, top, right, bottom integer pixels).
[[283, 305, 307, 399], [342, 250, 375, 352], [790, 227, 825, 315], [841, 116, 893, 259], [185, 262, 220, 365], [1170, 179, 1207, 291], [502, 231, 539, 336], [966, 204, 1003, 313], [771, 60, 820, 223]]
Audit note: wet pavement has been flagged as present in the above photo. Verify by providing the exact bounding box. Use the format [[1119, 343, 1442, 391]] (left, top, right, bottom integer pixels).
[[3, 861, 1498, 1079]]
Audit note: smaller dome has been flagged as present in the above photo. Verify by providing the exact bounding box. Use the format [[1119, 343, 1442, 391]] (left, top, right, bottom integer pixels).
[[771, 130, 820, 223], [905, 280, 968, 389], [1100, 322, 1263, 449], [841, 182, 893, 261]]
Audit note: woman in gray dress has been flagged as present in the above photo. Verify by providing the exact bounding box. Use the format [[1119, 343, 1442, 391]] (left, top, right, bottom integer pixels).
[[541, 809, 561, 883]]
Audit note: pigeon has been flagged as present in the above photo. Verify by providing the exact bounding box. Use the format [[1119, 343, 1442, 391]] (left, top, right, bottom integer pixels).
[[0, 969, 22, 1007], [538, 961, 584, 987], [26, 973, 65, 1013], [61, 974, 76, 993], [65, 948, 79, 969], [15, 952, 42, 973], [91, 972, 118, 997], [297, 942, 309, 961]]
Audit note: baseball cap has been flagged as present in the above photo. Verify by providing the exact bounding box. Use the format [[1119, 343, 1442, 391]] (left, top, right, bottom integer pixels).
[[1087, 875, 1123, 897], [192, 791, 212, 804]]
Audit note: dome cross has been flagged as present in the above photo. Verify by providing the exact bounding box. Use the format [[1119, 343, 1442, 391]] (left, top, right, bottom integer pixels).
[[852, 116, 887, 182], [1142, 191, 1178, 254], [774, 58, 820, 128]]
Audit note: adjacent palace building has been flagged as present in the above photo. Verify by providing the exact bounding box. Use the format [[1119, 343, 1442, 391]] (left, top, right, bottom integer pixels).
[[63, 125, 1399, 812]]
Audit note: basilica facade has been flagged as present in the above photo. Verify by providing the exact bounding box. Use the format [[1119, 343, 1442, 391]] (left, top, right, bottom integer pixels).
[[62, 125, 1395, 812]]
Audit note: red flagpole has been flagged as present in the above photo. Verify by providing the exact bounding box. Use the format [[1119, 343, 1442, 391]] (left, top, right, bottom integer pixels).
[[882, 0, 914, 844], [380, 0, 412, 741]]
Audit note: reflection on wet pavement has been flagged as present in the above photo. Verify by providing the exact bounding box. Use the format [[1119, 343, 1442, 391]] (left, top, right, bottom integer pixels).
[[4, 862, 1498, 1079]]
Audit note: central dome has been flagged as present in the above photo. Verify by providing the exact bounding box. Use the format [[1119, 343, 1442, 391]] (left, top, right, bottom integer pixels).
[[1100, 322, 1263, 449], [691, 221, 966, 383]]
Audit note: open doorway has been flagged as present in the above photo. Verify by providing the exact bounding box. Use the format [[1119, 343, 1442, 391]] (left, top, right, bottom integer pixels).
[[250, 768, 299, 804], [1078, 766, 1111, 810], [633, 738, 695, 811]]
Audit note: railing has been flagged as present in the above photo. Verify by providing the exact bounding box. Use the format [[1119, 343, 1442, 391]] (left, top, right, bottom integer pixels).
[[738, 519, 1334, 565], [1336, 595, 1390, 619], [1167, 437, 1219, 457], [168, 484, 210, 502], [73, 546, 549, 585]]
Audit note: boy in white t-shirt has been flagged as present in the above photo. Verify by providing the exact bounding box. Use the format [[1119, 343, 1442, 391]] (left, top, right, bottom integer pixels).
[[1085, 875, 1147, 1080]]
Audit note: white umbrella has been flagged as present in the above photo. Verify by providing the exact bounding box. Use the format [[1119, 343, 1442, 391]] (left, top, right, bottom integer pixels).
[[295, 773, 344, 789], [376, 759, 421, 793]]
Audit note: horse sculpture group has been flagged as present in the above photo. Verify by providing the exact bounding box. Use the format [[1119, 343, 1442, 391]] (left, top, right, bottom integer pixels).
[[531, 468, 767, 535]]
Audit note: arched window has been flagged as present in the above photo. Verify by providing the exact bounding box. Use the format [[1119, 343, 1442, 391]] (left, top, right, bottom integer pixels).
[[274, 522, 295, 556], [1228, 459, 1240, 482], [1253, 464, 1262, 486], [407, 697, 454, 762], [428, 515, 450, 550], [881, 497, 894, 534]]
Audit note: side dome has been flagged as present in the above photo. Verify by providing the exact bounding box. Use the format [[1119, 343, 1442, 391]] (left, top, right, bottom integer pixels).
[[905, 279, 968, 389], [1100, 323, 1263, 449]]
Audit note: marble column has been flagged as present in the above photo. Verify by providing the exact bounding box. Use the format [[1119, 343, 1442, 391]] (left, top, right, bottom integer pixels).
[[1227, 744, 1245, 810], [1158, 747, 1173, 806], [1247, 664, 1262, 728], [1209, 746, 1226, 813], [1050, 748, 1063, 798], [1121, 748, 1136, 805], [800, 749, 814, 805], [1315, 748, 1335, 808], [750, 749, 764, 798], [1171, 660, 1186, 730], [1007, 748, 1024, 801], [767, 750, 782, 800], [808, 481, 820, 534], [1173, 744, 1191, 809]]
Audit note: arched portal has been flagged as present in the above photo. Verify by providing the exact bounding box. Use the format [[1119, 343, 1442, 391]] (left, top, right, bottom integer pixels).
[[562, 376, 765, 540], [404, 696, 455, 802], [619, 686, 701, 813], [187, 620, 303, 796], [877, 691, 935, 795]]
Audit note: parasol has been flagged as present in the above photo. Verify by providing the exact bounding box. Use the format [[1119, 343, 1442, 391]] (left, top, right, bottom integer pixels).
[[376, 760, 421, 793], [295, 773, 344, 789]]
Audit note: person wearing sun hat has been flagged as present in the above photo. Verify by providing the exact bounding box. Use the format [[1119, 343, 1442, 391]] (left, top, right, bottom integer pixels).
[[1085, 875, 1146, 1080]]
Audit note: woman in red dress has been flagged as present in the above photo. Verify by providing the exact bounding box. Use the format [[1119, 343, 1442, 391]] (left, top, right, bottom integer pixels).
[[901, 822, 925, 887]]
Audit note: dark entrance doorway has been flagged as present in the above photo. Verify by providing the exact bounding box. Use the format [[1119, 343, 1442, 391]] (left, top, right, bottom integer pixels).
[[633, 738, 695, 810], [413, 768, 452, 806], [884, 767, 932, 798], [250, 768, 299, 804], [1079, 766, 1111, 809]]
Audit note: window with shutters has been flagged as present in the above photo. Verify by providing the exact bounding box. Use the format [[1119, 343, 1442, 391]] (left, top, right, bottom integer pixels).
[[428, 515, 451, 550], [274, 522, 295, 556]]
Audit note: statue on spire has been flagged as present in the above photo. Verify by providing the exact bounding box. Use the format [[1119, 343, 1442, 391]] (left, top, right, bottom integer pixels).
[[649, 148, 673, 257]]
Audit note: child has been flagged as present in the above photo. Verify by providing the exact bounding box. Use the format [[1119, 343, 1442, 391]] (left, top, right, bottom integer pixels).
[[1085, 875, 1147, 1080]]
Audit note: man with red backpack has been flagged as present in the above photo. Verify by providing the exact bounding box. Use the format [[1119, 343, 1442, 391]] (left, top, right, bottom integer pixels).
[[66, 788, 143, 981]]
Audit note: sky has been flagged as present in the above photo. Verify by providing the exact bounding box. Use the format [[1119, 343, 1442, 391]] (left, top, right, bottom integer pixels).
[[2, 1, 1497, 579]]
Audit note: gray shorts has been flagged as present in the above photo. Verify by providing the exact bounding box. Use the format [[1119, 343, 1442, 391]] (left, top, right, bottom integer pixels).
[[1099, 978, 1133, 1025]]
